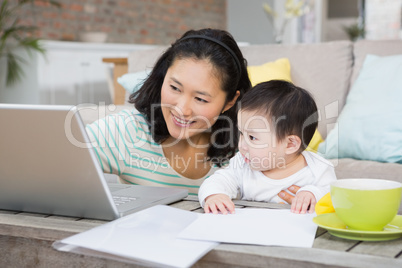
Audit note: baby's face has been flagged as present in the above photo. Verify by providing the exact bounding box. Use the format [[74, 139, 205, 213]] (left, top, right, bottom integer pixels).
[[237, 110, 287, 172]]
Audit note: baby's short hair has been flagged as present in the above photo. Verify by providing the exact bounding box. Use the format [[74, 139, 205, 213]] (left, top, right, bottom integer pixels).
[[240, 80, 318, 152]]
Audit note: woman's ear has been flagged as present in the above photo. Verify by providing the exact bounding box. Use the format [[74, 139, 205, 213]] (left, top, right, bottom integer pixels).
[[223, 90, 241, 112], [284, 135, 302, 155]]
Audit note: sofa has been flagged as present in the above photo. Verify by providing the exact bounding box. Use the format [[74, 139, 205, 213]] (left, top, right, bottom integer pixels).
[[79, 39, 402, 211]]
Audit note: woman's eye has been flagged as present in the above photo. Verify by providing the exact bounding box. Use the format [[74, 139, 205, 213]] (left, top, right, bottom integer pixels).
[[195, 97, 208, 103], [170, 85, 180, 91]]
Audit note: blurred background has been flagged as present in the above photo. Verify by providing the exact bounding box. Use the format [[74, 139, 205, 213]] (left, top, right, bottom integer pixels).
[[1, 0, 400, 105]]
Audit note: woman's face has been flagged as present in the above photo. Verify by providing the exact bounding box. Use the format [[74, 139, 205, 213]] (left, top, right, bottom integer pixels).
[[160, 58, 233, 142]]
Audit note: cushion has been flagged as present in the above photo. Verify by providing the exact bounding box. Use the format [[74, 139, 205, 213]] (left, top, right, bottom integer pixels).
[[117, 70, 150, 94], [318, 54, 402, 163], [247, 58, 292, 87], [306, 130, 324, 153], [315, 193, 335, 215], [351, 40, 402, 85]]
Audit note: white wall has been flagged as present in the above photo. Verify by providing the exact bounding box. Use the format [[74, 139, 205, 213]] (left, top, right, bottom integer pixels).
[[320, 0, 360, 42], [227, 0, 322, 44], [365, 0, 402, 40], [0, 49, 40, 104], [227, 0, 275, 44]]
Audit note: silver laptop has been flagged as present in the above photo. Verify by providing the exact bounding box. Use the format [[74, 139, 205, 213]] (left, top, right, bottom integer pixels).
[[0, 104, 188, 220]]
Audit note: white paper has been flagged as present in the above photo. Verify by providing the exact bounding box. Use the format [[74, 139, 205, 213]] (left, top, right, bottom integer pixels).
[[178, 208, 317, 248], [53, 205, 218, 268]]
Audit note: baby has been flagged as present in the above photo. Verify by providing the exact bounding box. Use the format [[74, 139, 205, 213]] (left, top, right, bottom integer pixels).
[[199, 80, 337, 214]]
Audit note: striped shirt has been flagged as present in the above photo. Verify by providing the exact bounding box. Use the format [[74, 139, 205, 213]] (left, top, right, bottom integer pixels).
[[85, 109, 222, 196]]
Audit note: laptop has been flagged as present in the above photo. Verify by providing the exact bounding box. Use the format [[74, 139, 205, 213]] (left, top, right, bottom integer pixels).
[[0, 104, 188, 220]]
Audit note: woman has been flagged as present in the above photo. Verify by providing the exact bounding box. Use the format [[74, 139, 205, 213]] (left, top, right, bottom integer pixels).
[[86, 28, 252, 195]]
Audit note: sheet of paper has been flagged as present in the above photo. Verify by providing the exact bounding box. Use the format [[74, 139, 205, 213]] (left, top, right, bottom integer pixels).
[[178, 208, 317, 248], [53, 205, 218, 268]]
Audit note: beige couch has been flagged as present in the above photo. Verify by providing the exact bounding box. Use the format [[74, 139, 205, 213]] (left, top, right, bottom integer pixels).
[[80, 39, 402, 210], [237, 40, 402, 183]]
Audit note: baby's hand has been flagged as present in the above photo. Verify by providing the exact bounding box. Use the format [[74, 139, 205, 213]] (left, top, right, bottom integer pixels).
[[204, 194, 235, 215], [291, 191, 316, 214]]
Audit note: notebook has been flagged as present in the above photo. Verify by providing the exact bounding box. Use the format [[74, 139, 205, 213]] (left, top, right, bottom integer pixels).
[[0, 104, 188, 220]]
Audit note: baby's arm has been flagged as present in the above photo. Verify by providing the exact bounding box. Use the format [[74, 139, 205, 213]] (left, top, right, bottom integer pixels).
[[292, 173, 334, 214], [290, 156, 338, 214], [199, 153, 244, 213], [199, 175, 239, 214], [204, 194, 235, 214]]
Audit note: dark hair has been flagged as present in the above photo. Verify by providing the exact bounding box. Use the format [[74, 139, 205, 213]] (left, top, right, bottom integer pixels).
[[129, 28, 251, 166], [240, 80, 318, 153]]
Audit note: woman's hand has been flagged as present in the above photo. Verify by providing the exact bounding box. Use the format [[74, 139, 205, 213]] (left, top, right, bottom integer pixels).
[[278, 185, 300, 204], [204, 194, 235, 215]]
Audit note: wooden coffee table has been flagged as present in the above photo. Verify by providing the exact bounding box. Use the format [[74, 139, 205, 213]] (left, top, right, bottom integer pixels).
[[1, 196, 401, 267]]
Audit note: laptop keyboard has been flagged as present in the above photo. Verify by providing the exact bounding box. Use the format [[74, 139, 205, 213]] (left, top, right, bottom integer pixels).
[[113, 196, 137, 206]]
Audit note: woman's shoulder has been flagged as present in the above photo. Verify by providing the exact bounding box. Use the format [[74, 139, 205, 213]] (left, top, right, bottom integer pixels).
[[112, 107, 147, 121], [85, 107, 156, 144], [86, 107, 148, 128]]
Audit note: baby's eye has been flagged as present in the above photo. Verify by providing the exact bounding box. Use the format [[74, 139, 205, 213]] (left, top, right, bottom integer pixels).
[[249, 135, 257, 141], [195, 97, 208, 103]]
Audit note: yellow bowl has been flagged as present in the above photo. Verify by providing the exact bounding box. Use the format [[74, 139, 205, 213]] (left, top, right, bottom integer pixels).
[[331, 178, 402, 231]]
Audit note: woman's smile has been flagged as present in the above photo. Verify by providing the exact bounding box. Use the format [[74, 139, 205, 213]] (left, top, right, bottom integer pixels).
[[171, 113, 195, 127]]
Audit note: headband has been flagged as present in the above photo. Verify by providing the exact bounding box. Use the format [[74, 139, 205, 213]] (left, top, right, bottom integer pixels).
[[179, 35, 242, 73]]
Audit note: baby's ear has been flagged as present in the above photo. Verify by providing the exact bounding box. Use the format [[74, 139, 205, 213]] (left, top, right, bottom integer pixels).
[[284, 135, 301, 154]]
